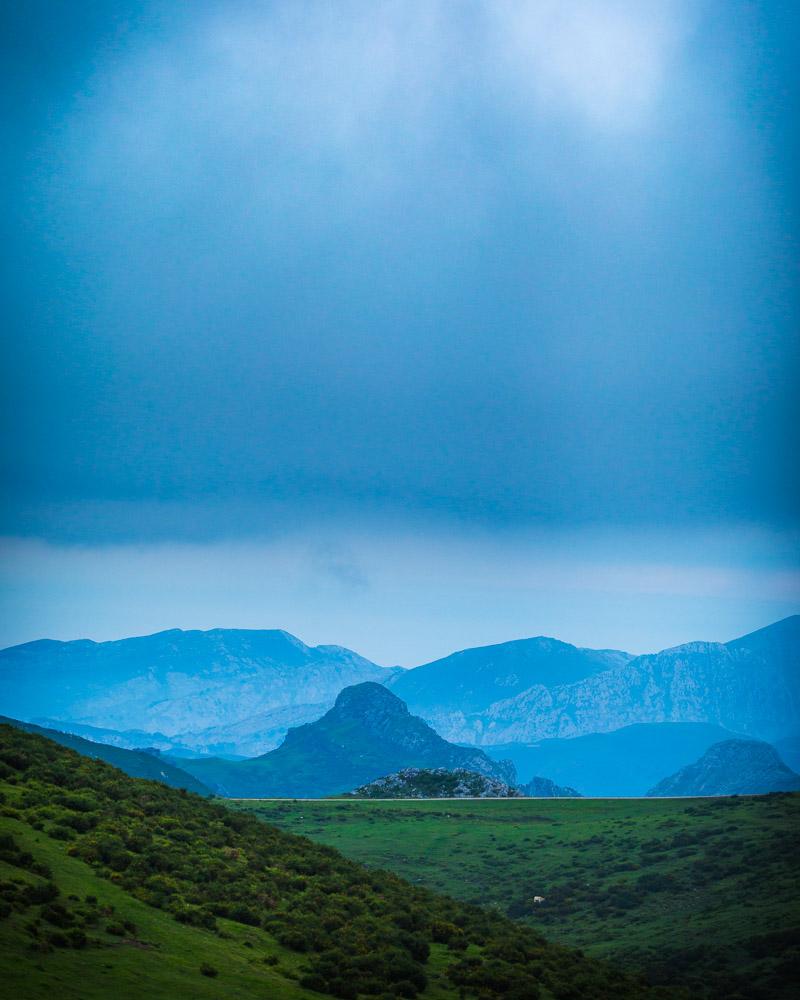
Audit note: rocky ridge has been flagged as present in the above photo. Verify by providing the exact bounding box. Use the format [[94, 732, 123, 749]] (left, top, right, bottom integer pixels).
[[407, 617, 800, 746]]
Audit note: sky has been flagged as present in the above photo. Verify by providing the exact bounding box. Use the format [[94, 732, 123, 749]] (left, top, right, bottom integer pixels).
[[1, 0, 798, 663]]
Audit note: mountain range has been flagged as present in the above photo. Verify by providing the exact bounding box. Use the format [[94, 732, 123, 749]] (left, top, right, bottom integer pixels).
[[0, 617, 798, 794], [171, 682, 515, 797], [0, 628, 395, 753], [396, 616, 800, 745], [388, 636, 631, 723]]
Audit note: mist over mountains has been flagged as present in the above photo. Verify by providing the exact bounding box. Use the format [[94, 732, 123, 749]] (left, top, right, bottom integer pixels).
[[395, 617, 800, 746], [0, 616, 798, 796], [0, 628, 395, 753]]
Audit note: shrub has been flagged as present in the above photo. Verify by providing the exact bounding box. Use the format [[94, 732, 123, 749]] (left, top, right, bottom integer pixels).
[[0, 722, 666, 1000], [25, 882, 59, 905]]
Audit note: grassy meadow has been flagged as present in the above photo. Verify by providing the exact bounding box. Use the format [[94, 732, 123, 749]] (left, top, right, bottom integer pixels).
[[235, 794, 800, 999]]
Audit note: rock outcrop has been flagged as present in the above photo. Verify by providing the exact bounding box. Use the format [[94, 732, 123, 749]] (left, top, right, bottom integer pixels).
[[345, 767, 521, 798]]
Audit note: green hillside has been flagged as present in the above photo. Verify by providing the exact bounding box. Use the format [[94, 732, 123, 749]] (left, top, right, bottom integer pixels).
[[0, 820, 317, 1000], [0, 717, 211, 795], [175, 683, 513, 797], [0, 723, 664, 999], [236, 795, 800, 999]]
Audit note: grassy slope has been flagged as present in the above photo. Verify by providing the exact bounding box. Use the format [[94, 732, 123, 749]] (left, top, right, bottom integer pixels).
[[1, 717, 211, 795], [235, 795, 800, 999], [0, 818, 318, 1000], [0, 724, 660, 1000]]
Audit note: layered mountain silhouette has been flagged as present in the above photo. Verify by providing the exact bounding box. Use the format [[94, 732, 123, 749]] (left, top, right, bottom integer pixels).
[[481, 722, 741, 796], [1, 617, 798, 776], [398, 617, 800, 746], [0, 628, 396, 752], [647, 739, 800, 796], [0, 717, 211, 795], [173, 683, 515, 797], [389, 637, 631, 718]]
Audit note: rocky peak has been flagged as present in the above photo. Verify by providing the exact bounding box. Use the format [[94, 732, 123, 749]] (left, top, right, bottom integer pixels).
[[333, 682, 409, 721]]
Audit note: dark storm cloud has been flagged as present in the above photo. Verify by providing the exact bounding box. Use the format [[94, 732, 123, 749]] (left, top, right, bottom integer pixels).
[[2, 0, 798, 543]]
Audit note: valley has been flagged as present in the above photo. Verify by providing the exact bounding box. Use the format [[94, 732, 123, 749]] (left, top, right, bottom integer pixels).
[[236, 794, 800, 999], [1, 617, 799, 997]]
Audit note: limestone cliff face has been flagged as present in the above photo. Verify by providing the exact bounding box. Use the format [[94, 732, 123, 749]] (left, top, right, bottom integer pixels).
[[415, 618, 800, 746], [389, 636, 631, 720], [647, 739, 800, 796]]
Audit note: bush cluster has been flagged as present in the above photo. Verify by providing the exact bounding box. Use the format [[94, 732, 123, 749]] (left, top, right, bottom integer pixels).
[[0, 724, 659, 999], [0, 833, 129, 953]]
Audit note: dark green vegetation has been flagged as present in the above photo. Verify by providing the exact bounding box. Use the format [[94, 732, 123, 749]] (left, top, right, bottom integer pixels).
[[239, 795, 800, 1000], [0, 724, 665, 1000], [175, 683, 514, 797], [647, 739, 800, 796], [1, 717, 211, 795], [345, 768, 520, 799], [482, 722, 742, 795], [0, 820, 319, 999]]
